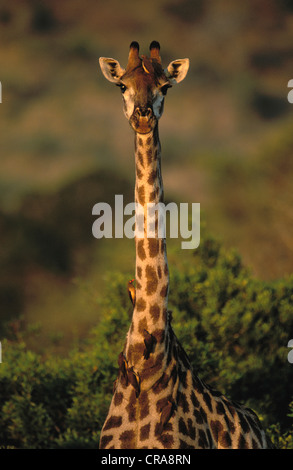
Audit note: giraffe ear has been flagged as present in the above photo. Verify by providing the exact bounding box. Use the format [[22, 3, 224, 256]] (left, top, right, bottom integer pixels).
[[99, 57, 125, 83], [165, 58, 189, 84]]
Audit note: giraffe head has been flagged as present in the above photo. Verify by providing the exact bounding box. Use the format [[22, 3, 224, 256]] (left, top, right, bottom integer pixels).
[[99, 41, 189, 134]]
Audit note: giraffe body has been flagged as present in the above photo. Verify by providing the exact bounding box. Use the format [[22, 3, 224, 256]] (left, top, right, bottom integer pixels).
[[98, 42, 272, 449]]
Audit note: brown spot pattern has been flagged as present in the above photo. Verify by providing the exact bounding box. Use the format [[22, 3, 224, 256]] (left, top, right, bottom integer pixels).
[[220, 430, 232, 448], [160, 284, 168, 298], [179, 417, 188, 435], [224, 415, 235, 434], [114, 392, 123, 407], [238, 413, 250, 433], [148, 238, 160, 258], [177, 391, 189, 413], [179, 439, 194, 449], [153, 372, 169, 394], [148, 169, 157, 185], [145, 265, 158, 295], [164, 261, 169, 274], [137, 151, 144, 168], [203, 392, 213, 413], [119, 430, 135, 449], [153, 328, 165, 344], [139, 391, 149, 420], [149, 189, 156, 202], [137, 240, 146, 260], [100, 435, 113, 448], [216, 401, 226, 415], [238, 433, 249, 449], [158, 432, 174, 448], [198, 429, 209, 448], [136, 298, 146, 312], [136, 266, 142, 279], [149, 303, 160, 322], [137, 185, 145, 205], [132, 342, 145, 362], [126, 390, 137, 422], [140, 423, 150, 441], [147, 147, 154, 165], [138, 317, 148, 334], [103, 415, 122, 431]]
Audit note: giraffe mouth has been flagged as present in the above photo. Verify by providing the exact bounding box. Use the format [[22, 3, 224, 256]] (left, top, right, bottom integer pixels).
[[130, 108, 156, 134]]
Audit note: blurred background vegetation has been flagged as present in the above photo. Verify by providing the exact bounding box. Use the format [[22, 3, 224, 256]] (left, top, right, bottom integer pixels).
[[0, 0, 293, 448]]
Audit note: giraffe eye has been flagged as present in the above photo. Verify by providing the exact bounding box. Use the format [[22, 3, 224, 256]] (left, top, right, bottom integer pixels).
[[160, 84, 171, 96], [118, 83, 127, 94]]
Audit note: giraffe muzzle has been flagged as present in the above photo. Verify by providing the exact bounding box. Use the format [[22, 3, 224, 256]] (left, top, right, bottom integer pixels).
[[131, 106, 155, 134]]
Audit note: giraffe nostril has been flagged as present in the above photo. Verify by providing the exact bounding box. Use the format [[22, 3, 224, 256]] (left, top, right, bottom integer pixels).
[[136, 107, 153, 118], [146, 108, 152, 118]]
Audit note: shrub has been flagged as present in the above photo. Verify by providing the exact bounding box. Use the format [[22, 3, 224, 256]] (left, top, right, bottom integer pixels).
[[0, 235, 292, 448]]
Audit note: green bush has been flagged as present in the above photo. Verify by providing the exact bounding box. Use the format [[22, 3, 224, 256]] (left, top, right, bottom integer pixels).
[[267, 401, 293, 449], [169, 238, 293, 430], [0, 235, 292, 448]]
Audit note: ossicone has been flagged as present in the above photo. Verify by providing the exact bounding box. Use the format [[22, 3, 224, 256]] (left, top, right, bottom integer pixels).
[[127, 41, 141, 70], [130, 41, 139, 52], [149, 40, 161, 63]]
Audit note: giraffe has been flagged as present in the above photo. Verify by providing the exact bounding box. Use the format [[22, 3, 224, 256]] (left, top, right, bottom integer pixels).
[[98, 41, 272, 449]]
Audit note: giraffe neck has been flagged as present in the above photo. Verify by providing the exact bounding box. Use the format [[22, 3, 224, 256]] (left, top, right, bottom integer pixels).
[[125, 125, 170, 371]]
